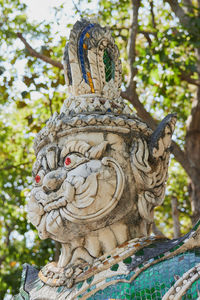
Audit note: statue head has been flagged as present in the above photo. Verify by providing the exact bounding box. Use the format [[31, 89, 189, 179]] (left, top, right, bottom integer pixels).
[[27, 19, 176, 271]]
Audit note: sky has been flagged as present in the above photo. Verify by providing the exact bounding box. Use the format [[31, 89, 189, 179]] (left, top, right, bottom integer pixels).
[[22, 0, 99, 23]]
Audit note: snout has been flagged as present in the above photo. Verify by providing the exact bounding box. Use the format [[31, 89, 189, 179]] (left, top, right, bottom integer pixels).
[[42, 168, 67, 192]]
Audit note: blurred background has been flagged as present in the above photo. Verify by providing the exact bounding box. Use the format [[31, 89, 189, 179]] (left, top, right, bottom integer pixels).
[[0, 0, 200, 298]]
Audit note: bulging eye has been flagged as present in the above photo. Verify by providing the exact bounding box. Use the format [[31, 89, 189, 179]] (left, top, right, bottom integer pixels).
[[34, 170, 45, 185], [64, 157, 71, 166], [64, 154, 87, 169], [35, 175, 41, 183]]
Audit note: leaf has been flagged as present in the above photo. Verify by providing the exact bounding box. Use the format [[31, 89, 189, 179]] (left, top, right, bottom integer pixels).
[[0, 66, 5, 75], [16, 100, 27, 108]]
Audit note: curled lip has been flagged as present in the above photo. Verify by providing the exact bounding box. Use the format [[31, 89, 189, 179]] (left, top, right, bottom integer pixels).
[[34, 185, 69, 212]]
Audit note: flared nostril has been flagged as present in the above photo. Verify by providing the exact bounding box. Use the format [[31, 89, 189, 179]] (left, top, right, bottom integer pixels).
[[42, 169, 67, 192], [42, 185, 50, 193]]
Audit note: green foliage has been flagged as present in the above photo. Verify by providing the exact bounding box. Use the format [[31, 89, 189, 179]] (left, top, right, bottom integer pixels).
[[0, 0, 198, 298]]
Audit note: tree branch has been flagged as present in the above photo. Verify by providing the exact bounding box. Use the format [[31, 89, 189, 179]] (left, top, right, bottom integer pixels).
[[180, 72, 200, 86], [72, 0, 83, 17], [112, 25, 130, 31], [121, 86, 157, 130], [127, 0, 141, 88], [49, 97, 53, 116], [182, 0, 194, 14], [139, 30, 153, 46], [0, 161, 30, 171], [17, 33, 63, 70], [124, 0, 194, 177], [149, 0, 157, 29], [171, 141, 193, 177], [165, 0, 191, 28]]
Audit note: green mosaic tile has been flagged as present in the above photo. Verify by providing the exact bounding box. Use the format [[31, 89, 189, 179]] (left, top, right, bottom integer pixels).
[[183, 276, 200, 300], [77, 281, 84, 290], [57, 286, 65, 293], [103, 49, 114, 82], [87, 275, 94, 284], [123, 256, 132, 264], [110, 263, 119, 271], [135, 249, 144, 256], [87, 250, 200, 299]]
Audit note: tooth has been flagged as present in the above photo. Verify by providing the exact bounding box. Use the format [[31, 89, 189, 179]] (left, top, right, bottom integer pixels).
[[63, 181, 75, 203], [46, 150, 57, 170], [42, 157, 48, 171]]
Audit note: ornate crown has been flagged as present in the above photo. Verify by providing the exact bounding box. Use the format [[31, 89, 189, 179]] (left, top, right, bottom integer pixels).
[[63, 18, 122, 97], [33, 19, 152, 154]]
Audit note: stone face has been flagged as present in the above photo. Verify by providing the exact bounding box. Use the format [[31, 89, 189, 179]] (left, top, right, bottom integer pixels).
[[25, 19, 177, 293]]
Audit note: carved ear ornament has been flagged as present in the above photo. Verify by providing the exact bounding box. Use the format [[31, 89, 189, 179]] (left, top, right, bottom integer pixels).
[[149, 113, 177, 159], [131, 114, 177, 222]]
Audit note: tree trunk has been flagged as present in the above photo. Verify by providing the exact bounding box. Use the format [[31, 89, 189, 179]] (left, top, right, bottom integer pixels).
[[171, 196, 181, 238], [185, 48, 200, 225]]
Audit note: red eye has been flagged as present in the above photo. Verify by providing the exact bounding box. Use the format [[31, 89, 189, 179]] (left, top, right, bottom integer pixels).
[[65, 157, 71, 166], [35, 175, 41, 183]]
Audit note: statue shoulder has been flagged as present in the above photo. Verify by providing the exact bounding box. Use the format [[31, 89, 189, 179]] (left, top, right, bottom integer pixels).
[[15, 221, 200, 299]]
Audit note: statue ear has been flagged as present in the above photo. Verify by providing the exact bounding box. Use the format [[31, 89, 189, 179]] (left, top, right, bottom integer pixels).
[[149, 114, 177, 159]]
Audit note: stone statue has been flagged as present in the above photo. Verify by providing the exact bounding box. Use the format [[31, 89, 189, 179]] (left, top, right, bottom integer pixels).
[[15, 19, 200, 300]]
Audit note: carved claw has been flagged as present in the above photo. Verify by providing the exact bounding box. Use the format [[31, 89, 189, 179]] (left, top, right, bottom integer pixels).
[[149, 114, 177, 159]]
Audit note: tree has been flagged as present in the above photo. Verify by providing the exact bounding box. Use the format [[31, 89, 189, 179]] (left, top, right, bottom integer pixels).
[[0, 0, 199, 297], [97, 0, 200, 226]]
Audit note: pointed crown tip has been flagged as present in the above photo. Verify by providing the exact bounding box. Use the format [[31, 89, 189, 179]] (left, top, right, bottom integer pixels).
[[63, 19, 122, 98]]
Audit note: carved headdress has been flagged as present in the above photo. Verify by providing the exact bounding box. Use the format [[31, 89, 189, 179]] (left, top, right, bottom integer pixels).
[[33, 19, 152, 154]]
